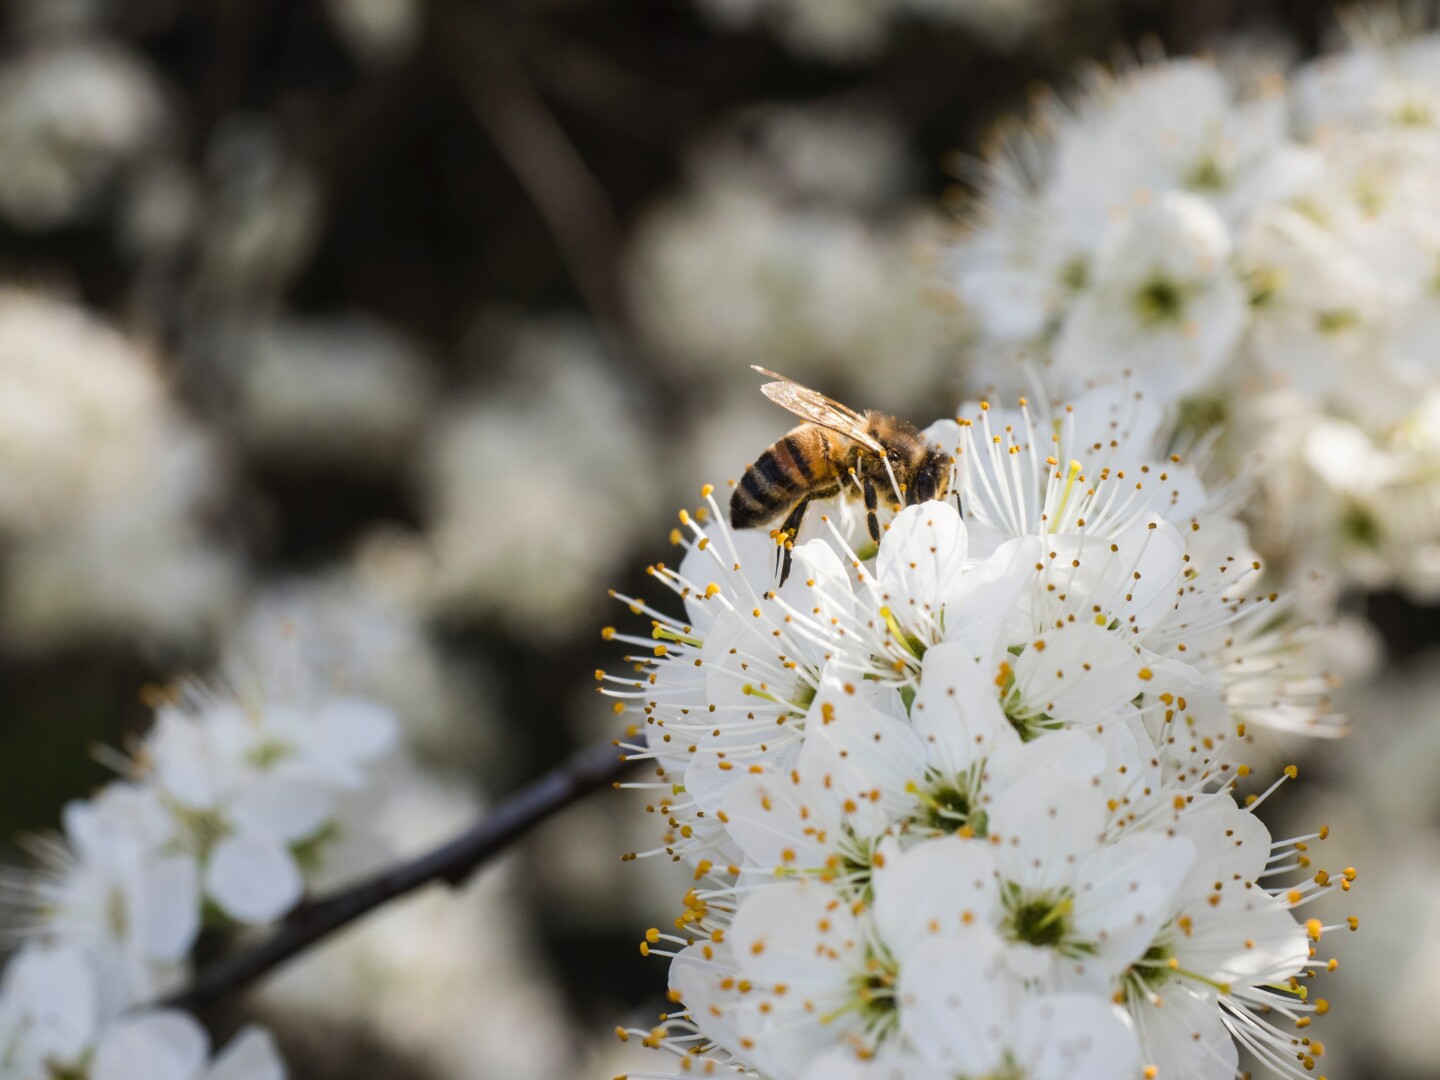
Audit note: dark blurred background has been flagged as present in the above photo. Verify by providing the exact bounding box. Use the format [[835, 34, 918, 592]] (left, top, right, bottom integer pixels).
[[3, 1, 1422, 1077]]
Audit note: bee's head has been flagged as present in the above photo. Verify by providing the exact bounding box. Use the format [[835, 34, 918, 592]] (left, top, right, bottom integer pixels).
[[909, 446, 953, 505]]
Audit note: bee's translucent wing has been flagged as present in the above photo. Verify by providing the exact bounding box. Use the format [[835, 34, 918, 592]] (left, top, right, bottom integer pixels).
[[752, 366, 885, 454]]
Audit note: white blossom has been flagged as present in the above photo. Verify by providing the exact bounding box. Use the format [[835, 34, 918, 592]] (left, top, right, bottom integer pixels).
[[8, 784, 198, 1015], [140, 673, 398, 923], [0, 945, 285, 1080]]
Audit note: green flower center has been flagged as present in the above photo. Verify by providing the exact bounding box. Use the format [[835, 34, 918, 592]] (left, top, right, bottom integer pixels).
[[1184, 155, 1228, 192], [1127, 939, 1177, 996], [1133, 275, 1190, 327], [1059, 257, 1089, 292], [1007, 894, 1072, 948], [1316, 308, 1360, 335], [916, 781, 988, 837], [1393, 98, 1434, 128], [1340, 502, 1383, 549], [247, 737, 293, 769]]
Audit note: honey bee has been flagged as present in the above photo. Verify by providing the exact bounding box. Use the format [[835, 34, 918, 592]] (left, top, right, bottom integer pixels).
[[731, 367, 954, 583]]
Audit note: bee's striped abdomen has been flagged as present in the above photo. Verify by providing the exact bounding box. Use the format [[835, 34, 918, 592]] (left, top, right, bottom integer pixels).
[[730, 431, 823, 528]]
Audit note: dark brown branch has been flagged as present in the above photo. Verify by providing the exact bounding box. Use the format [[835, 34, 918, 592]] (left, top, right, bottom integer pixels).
[[166, 740, 636, 1016]]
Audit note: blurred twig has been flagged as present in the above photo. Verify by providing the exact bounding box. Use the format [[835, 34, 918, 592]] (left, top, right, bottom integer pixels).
[[165, 740, 636, 1016], [439, 7, 683, 405]]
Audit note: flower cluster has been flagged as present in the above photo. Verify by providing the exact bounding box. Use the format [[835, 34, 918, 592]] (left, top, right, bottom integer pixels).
[[0, 655, 401, 1078], [941, 21, 1440, 597], [607, 390, 1352, 1078]]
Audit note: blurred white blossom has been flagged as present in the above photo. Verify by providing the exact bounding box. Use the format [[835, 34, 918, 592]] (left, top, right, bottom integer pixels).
[[0, 290, 241, 650], [0, 289, 169, 535], [230, 317, 437, 472], [412, 317, 660, 639], [629, 116, 956, 404], [324, 0, 423, 67], [226, 568, 495, 764], [695, 0, 1057, 62], [0, 41, 167, 230], [194, 119, 322, 306]]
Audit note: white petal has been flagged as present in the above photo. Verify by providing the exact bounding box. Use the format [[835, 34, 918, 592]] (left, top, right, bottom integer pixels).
[[876, 501, 969, 615], [92, 1011, 209, 1080], [205, 1027, 287, 1080], [0, 945, 98, 1065], [1178, 890, 1308, 985], [898, 927, 1014, 1075], [230, 775, 334, 843], [986, 729, 1108, 808], [944, 537, 1041, 660], [780, 538, 864, 630], [799, 1046, 946, 1080], [1012, 622, 1143, 728], [910, 641, 1020, 779], [872, 837, 998, 960], [1173, 794, 1272, 893], [669, 943, 765, 1072], [137, 855, 202, 963], [1014, 993, 1141, 1080], [1132, 981, 1236, 1080], [730, 880, 860, 990], [717, 767, 834, 871], [314, 696, 398, 765], [684, 737, 801, 817], [1111, 515, 1186, 632], [680, 526, 776, 630], [798, 689, 927, 837], [986, 771, 1105, 894], [205, 835, 304, 924], [1072, 832, 1196, 982], [725, 883, 866, 1075], [146, 711, 227, 810]]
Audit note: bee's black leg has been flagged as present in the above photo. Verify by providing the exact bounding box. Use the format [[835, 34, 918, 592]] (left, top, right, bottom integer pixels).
[[775, 499, 809, 586], [862, 477, 881, 545]]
